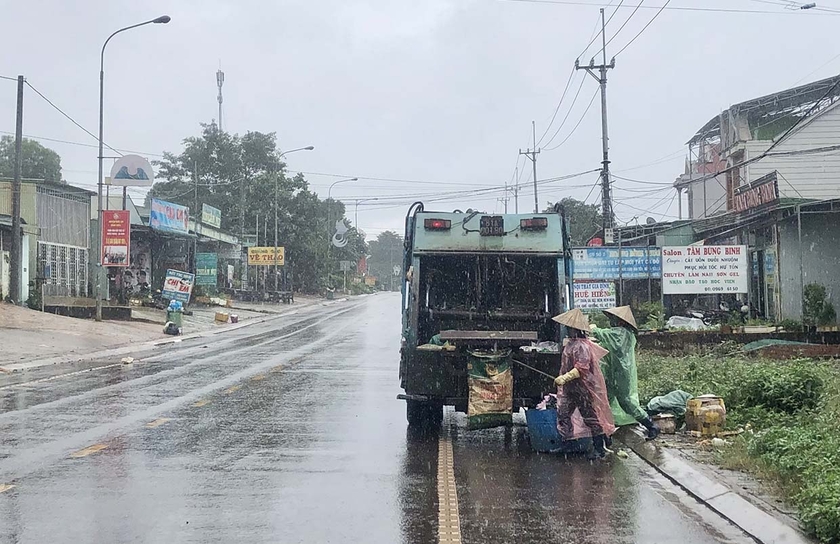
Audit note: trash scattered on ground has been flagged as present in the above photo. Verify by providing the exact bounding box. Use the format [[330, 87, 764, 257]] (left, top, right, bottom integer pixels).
[[120, 357, 134, 365], [652, 413, 676, 434], [666, 316, 710, 331], [646, 390, 693, 417], [520, 341, 560, 353], [616, 450, 629, 459], [711, 437, 728, 448], [214, 311, 230, 323], [742, 339, 807, 352], [685, 395, 726, 437]]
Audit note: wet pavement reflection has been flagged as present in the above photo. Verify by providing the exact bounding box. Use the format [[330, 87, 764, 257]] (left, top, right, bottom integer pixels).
[[0, 295, 752, 543]]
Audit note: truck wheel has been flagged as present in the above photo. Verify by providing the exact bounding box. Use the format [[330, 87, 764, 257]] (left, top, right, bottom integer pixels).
[[406, 400, 443, 428]]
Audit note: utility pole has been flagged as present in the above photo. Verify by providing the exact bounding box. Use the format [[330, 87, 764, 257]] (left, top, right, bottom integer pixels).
[[513, 166, 520, 213], [519, 121, 540, 213], [9, 75, 23, 304], [216, 68, 224, 131], [274, 170, 279, 292], [576, 7, 615, 233], [193, 161, 199, 276]]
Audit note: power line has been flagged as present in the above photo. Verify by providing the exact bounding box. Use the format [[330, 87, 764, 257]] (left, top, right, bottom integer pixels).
[[494, 0, 839, 15], [611, 174, 672, 186], [543, 86, 599, 151], [0, 130, 164, 158], [536, 67, 578, 146], [0, 75, 19, 82], [601, 0, 644, 55], [614, 0, 672, 57], [24, 80, 123, 157], [541, 75, 587, 148]]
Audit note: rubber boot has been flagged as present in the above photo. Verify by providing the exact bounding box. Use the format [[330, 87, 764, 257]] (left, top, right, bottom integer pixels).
[[593, 434, 607, 459], [641, 417, 660, 441]]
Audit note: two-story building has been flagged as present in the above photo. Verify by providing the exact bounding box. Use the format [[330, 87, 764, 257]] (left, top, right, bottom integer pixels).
[[674, 74, 840, 320]]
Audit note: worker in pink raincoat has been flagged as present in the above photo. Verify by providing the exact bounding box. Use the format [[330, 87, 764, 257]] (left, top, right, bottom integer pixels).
[[553, 308, 617, 460]]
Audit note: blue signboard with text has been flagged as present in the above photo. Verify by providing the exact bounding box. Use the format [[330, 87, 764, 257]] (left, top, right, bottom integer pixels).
[[572, 247, 662, 280]]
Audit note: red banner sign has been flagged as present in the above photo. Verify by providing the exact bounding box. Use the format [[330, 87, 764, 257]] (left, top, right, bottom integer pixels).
[[102, 210, 130, 267], [733, 172, 779, 213]]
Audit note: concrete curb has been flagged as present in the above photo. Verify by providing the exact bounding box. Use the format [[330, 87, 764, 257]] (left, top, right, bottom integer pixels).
[[618, 428, 812, 544], [0, 298, 328, 374]]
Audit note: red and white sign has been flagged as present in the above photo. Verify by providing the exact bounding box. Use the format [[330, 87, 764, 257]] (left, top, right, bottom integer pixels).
[[662, 245, 748, 294], [101, 210, 130, 267]]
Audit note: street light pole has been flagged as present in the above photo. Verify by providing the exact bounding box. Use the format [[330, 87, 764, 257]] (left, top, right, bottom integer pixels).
[[96, 15, 170, 322], [326, 178, 358, 284], [354, 197, 379, 235], [274, 145, 314, 292]]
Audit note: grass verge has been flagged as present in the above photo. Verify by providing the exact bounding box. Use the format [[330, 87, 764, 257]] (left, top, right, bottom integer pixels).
[[638, 348, 840, 543]]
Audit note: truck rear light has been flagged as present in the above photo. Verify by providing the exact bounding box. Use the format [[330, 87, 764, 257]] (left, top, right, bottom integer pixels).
[[424, 218, 451, 230], [520, 217, 548, 231]]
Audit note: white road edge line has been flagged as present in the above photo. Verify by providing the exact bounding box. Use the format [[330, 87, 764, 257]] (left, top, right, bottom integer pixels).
[[438, 421, 463, 544]]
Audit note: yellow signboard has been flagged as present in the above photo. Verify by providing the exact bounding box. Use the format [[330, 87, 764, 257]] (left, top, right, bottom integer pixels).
[[248, 246, 285, 266], [365, 276, 376, 286]]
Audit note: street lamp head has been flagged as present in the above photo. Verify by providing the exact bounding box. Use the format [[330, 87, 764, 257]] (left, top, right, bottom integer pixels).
[[349, 177, 359, 181], [304, 146, 315, 151], [153, 15, 171, 23]]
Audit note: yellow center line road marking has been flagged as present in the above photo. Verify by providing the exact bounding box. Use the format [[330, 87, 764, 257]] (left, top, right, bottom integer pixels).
[[438, 428, 462, 544], [70, 444, 109, 458], [0, 484, 15, 494], [251, 374, 266, 381], [144, 418, 171, 428], [192, 399, 210, 408], [224, 385, 241, 395]]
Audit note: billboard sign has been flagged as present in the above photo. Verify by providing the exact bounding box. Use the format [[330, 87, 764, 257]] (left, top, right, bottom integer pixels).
[[247, 246, 285, 266], [572, 247, 661, 280], [573, 282, 616, 311], [109, 154, 154, 187], [195, 253, 218, 286], [162, 269, 195, 303], [201, 203, 222, 228], [733, 172, 779, 213], [101, 210, 130, 266], [150, 198, 189, 234], [662, 245, 748, 294]]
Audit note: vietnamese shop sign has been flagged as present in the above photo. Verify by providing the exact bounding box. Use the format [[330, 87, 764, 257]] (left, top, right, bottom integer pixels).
[[572, 247, 661, 280], [733, 172, 779, 213], [573, 282, 616, 311], [662, 245, 748, 295], [163, 269, 195, 303], [201, 203, 222, 229], [150, 198, 189, 234], [195, 253, 218, 287], [101, 210, 130, 266]]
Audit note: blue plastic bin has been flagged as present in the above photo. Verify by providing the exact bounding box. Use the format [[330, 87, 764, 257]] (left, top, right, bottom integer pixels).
[[525, 408, 592, 454]]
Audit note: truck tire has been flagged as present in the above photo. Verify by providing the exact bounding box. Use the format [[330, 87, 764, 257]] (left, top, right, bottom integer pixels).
[[406, 400, 443, 428]]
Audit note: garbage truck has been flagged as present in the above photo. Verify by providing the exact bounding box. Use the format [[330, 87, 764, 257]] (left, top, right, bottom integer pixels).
[[398, 202, 574, 427]]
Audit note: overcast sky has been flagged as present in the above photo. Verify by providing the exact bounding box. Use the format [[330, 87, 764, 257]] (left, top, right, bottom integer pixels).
[[4, 0, 840, 237]]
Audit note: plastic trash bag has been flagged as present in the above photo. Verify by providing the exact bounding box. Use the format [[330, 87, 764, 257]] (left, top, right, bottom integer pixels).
[[467, 349, 513, 430], [592, 327, 647, 426], [646, 390, 693, 417], [666, 316, 709, 331]]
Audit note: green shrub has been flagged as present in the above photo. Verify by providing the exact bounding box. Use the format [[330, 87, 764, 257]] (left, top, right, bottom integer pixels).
[[804, 283, 837, 326], [778, 318, 803, 332], [636, 301, 665, 329], [739, 362, 824, 414], [589, 312, 610, 329]]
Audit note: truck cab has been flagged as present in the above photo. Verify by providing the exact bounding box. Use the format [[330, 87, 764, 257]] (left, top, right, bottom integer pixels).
[[398, 202, 573, 427]]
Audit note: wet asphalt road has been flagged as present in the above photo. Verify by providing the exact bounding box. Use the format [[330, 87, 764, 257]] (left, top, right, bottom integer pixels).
[[0, 294, 753, 543]]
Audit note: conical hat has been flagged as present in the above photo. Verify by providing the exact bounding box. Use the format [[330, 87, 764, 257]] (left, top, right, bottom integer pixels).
[[552, 308, 590, 331], [603, 306, 637, 329]]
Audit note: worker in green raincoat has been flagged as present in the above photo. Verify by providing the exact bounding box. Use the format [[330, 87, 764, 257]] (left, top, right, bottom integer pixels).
[[591, 306, 660, 440]]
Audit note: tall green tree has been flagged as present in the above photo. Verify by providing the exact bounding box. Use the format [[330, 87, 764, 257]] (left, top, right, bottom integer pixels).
[[367, 231, 404, 289], [545, 197, 603, 246], [149, 122, 367, 292], [0, 136, 62, 183]]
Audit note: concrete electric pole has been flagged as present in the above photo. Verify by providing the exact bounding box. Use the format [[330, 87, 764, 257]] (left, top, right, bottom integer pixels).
[[576, 7, 615, 233], [519, 121, 540, 213], [9, 75, 23, 304]]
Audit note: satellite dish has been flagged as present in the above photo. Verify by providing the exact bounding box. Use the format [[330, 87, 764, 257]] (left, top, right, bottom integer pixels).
[[646, 217, 656, 225]]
